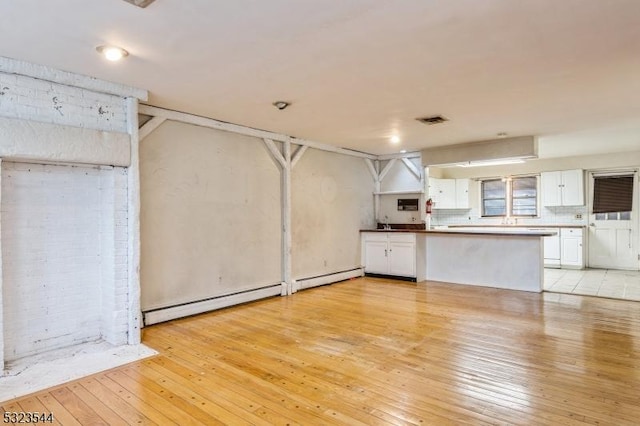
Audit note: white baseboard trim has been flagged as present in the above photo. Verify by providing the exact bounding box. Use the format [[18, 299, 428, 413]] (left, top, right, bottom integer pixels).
[[294, 268, 364, 292], [143, 284, 282, 326]]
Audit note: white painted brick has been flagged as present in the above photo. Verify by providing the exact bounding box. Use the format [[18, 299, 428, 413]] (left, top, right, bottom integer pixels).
[[1, 162, 129, 361], [0, 72, 127, 133]]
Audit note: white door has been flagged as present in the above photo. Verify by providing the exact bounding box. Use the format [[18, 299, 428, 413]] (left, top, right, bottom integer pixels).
[[364, 241, 389, 274], [388, 241, 416, 277], [587, 171, 639, 270]]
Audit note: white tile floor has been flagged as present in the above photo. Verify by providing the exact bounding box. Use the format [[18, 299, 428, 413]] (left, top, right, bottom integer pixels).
[[544, 268, 640, 301]]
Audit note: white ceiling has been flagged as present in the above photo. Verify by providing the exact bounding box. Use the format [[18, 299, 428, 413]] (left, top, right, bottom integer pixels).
[[1, 0, 639, 156]]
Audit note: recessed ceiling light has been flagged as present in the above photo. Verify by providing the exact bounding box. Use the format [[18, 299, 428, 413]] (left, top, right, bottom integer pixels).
[[96, 45, 129, 61], [273, 101, 290, 110], [400, 150, 407, 153], [390, 135, 400, 144]]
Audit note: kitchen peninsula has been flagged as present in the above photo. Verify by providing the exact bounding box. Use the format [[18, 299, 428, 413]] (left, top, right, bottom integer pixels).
[[361, 227, 557, 292]]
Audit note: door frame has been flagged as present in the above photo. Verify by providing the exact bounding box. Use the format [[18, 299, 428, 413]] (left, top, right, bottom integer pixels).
[[585, 167, 640, 270]]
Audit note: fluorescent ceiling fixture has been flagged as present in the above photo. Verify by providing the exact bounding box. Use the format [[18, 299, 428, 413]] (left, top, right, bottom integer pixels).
[[390, 135, 400, 144], [96, 45, 129, 61], [457, 158, 526, 168]]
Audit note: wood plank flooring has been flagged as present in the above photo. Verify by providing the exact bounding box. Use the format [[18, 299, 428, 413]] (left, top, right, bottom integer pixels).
[[4, 277, 640, 425]]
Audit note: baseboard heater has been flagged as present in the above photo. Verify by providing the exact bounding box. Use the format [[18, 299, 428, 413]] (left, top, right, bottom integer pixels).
[[294, 267, 364, 292], [143, 283, 284, 326]]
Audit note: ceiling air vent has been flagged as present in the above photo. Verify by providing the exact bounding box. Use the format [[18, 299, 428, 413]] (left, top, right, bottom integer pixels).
[[416, 115, 448, 125]]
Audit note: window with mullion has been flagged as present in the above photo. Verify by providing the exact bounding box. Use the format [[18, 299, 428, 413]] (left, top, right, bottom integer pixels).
[[511, 176, 537, 216], [482, 179, 507, 216]]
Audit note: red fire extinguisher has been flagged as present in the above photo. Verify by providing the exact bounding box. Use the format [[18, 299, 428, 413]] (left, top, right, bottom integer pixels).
[[426, 198, 433, 214]]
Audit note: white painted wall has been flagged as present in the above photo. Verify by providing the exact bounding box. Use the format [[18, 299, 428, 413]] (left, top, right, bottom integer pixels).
[[1, 162, 128, 361], [379, 157, 423, 224], [292, 148, 374, 279], [139, 120, 282, 311]]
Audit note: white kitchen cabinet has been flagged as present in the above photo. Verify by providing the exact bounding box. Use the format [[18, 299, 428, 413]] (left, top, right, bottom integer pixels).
[[362, 232, 416, 278], [363, 240, 389, 274], [543, 231, 561, 268], [428, 177, 469, 209], [560, 228, 584, 268], [455, 178, 470, 209], [388, 240, 416, 276], [541, 170, 584, 206]]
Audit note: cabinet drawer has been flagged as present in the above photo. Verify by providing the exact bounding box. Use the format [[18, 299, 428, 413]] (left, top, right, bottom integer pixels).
[[561, 228, 583, 237], [388, 233, 416, 243], [362, 232, 389, 242]]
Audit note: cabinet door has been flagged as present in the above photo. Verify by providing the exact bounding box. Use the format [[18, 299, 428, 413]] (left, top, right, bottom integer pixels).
[[543, 232, 561, 265], [541, 171, 562, 206], [428, 177, 441, 205], [560, 169, 584, 206], [437, 179, 457, 209], [388, 241, 416, 277], [364, 241, 389, 274], [561, 236, 583, 267], [455, 178, 470, 209]]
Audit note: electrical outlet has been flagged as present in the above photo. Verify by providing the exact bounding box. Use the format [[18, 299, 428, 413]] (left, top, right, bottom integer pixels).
[[575, 214, 582, 219]]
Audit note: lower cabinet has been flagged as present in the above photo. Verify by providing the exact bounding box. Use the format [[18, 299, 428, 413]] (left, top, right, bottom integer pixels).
[[543, 228, 584, 269], [560, 228, 584, 268], [543, 231, 561, 267], [362, 232, 416, 278]]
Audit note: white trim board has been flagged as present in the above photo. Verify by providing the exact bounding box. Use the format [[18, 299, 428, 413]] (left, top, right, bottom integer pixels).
[[294, 268, 364, 292], [143, 285, 283, 326]]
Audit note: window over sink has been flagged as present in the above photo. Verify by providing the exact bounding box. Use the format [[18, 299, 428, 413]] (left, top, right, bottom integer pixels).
[[481, 176, 538, 217]]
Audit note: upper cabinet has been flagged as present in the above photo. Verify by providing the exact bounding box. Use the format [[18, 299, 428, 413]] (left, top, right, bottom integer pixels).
[[541, 169, 584, 206], [428, 177, 469, 209]]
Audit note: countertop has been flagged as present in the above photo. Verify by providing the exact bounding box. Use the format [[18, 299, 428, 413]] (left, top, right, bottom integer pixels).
[[446, 224, 586, 229], [360, 228, 557, 237]]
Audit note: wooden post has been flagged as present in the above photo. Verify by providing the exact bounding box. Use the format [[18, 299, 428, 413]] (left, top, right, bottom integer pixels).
[[283, 140, 293, 294], [126, 97, 141, 344]]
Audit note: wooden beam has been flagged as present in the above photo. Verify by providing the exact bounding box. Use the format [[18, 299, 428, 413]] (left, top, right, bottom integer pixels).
[[377, 151, 421, 161], [291, 145, 308, 169], [364, 159, 378, 182], [139, 105, 376, 160], [378, 158, 397, 183], [262, 138, 286, 169], [138, 116, 167, 141], [401, 158, 422, 180]]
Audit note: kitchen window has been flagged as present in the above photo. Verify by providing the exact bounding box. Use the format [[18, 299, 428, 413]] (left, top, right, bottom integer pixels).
[[481, 179, 507, 216], [481, 176, 538, 217]]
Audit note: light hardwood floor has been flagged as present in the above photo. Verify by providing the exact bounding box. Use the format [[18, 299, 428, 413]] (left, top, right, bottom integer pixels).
[[3, 277, 640, 425]]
